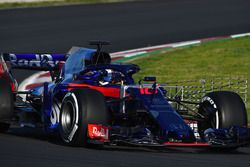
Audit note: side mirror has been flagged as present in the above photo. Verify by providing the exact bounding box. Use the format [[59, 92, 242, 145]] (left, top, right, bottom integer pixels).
[[139, 76, 156, 85]]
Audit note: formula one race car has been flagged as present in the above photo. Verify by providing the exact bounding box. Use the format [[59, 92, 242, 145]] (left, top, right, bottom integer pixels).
[[0, 41, 249, 149]]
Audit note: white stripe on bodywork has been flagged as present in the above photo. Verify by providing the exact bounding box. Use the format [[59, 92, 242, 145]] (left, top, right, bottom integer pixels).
[[18, 71, 52, 100]]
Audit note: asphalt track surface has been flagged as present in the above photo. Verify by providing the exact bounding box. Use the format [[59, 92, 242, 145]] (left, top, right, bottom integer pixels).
[[0, 0, 250, 166]]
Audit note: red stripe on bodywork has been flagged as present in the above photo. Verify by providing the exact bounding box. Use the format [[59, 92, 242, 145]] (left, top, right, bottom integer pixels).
[[68, 83, 120, 98]]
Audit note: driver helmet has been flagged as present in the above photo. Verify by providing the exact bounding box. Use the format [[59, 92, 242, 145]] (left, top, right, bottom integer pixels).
[[99, 69, 113, 85]]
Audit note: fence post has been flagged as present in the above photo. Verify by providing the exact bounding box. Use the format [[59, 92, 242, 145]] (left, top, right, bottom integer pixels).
[[245, 79, 248, 104], [228, 78, 231, 89], [211, 79, 214, 92], [201, 79, 206, 96]]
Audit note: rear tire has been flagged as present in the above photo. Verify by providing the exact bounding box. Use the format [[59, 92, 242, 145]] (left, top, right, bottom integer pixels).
[[198, 91, 247, 139], [0, 123, 10, 133], [59, 88, 109, 146], [0, 78, 13, 133]]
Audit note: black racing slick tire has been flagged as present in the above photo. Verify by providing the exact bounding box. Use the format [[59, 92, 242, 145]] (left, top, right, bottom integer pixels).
[[59, 88, 109, 146], [198, 91, 247, 138], [0, 122, 10, 132], [0, 78, 13, 132]]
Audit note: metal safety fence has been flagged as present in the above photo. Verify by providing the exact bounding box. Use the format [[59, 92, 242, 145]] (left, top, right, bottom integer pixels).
[[161, 77, 248, 110]]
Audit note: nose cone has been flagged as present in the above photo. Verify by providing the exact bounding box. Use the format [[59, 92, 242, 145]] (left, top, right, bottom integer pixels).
[[151, 110, 196, 142]]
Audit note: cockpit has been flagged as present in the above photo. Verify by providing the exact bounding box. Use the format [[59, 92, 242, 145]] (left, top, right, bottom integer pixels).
[[61, 47, 111, 79], [60, 46, 140, 86]]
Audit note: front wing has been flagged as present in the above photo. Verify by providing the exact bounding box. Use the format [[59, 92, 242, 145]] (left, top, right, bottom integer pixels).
[[87, 124, 250, 148]]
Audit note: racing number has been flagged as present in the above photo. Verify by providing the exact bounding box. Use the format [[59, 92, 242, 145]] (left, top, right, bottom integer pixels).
[[140, 88, 158, 95]]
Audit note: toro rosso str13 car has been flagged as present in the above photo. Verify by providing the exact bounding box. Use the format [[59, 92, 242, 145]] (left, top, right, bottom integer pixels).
[[0, 41, 249, 149]]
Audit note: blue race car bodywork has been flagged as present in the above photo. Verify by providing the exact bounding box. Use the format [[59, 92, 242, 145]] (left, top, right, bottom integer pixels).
[[2, 43, 250, 149]]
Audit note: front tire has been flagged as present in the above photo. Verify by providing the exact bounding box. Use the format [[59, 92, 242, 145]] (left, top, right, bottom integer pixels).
[[198, 91, 247, 139], [59, 88, 109, 146]]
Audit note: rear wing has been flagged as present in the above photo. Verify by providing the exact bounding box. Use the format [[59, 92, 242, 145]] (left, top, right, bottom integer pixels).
[[2, 53, 66, 71]]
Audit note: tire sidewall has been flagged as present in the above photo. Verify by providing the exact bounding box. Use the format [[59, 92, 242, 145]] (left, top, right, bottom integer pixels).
[[198, 91, 247, 138], [199, 95, 220, 129], [0, 78, 13, 132], [0, 78, 13, 121], [59, 91, 87, 146], [59, 88, 108, 146]]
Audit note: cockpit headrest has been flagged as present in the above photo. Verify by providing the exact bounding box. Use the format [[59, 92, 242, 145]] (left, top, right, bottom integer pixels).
[[91, 52, 111, 65]]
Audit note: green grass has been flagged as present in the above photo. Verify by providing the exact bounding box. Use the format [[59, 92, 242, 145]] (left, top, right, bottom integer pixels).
[[128, 37, 250, 122], [0, 0, 128, 9]]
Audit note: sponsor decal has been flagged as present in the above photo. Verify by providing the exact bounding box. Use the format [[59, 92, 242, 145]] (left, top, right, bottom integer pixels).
[[202, 96, 217, 109], [50, 101, 61, 125], [88, 124, 109, 141], [9, 53, 65, 68], [201, 96, 219, 128]]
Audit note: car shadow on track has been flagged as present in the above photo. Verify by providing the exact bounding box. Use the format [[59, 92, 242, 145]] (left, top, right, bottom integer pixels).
[[102, 145, 250, 155], [5, 127, 250, 155]]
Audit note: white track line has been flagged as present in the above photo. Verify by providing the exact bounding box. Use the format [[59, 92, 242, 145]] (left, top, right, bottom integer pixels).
[[172, 41, 201, 48], [231, 33, 250, 38], [111, 32, 250, 59]]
